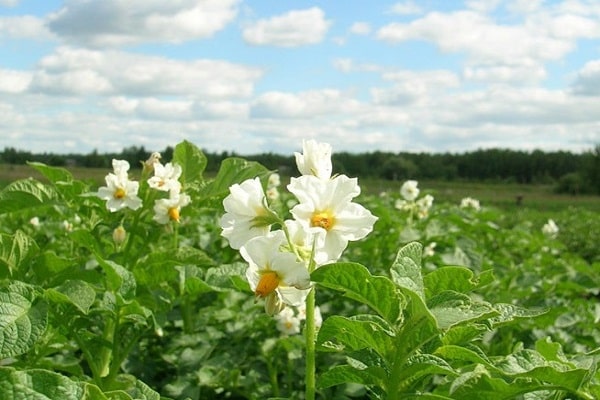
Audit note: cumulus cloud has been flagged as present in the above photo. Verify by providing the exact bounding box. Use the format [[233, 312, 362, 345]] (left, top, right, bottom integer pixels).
[[242, 7, 331, 47], [349, 22, 371, 35], [570, 60, 600, 96], [371, 70, 460, 105], [47, 0, 239, 47], [250, 89, 359, 119], [0, 0, 19, 7], [29, 47, 263, 98], [0, 15, 54, 39], [376, 11, 576, 64], [0, 69, 32, 93], [388, 1, 423, 15]]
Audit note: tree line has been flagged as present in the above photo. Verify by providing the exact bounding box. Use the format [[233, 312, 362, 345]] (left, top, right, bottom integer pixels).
[[1, 144, 599, 195]]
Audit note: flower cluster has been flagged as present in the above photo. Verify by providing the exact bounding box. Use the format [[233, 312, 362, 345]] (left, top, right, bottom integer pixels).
[[274, 303, 323, 336], [220, 139, 378, 315], [542, 218, 559, 238], [97, 159, 143, 212], [395, 180, 434, 220], [460, 197, 481, 211], [96, 154, 190, 225]]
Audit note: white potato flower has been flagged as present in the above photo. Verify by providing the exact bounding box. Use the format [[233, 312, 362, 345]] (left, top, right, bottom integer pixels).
[[241, 231, 311, 315], [294, 139, 333, 180], [400, 180, 420, 201], [274, 307, 302, 335], [220, 177, 273, 249], [460, 197, 481, 211], [153, 192, 191, 224], [97, 159, 142, 212], [148, 162, 182, 193], [542, 219, 559, 238], [288, 174, 377, 264]]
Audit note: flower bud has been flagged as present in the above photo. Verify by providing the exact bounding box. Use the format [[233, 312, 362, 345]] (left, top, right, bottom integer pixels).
[[112, 225, 127, 245]]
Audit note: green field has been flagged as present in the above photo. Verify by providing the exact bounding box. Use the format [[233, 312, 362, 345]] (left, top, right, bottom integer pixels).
[[0, 143, 599, 399], [2, 163, 599, 213]]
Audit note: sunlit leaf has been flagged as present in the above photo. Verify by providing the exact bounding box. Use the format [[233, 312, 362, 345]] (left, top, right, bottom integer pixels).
[[173, 139, 207, 187], [0, 178, 58, 214], [311, 262, 401, 323], [390, 242, 424, 299], [316, 315, 394, 361], [28, 161, 73, 184]]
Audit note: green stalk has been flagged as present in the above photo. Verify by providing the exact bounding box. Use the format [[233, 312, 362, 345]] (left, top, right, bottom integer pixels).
[[305, 238, 319, 400], [305, 286, 316, 400]]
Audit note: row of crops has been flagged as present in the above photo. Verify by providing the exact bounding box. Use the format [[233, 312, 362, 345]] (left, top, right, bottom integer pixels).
[[0, 140, 598, 399]]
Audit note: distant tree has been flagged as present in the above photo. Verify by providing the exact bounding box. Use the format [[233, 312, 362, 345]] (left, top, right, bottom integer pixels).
[[381, 156, 419, 180]]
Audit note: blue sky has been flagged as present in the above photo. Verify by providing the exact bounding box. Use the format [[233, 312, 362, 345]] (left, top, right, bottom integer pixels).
[[1, 0, 599, 156]]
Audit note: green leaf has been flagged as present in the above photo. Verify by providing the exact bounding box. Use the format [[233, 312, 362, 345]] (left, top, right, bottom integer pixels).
[[489, 303, 547, 326], [435, 345, 493, 367], [396, 354, 457, 392], [200, 157, 271, 201], [176, 265, 214, 297], [393, 288, 439, 365], [311, 262, 401, 323], [535, 337, 573, 366], [28, 161, 73, 184], [317, 364, 387, 389], [390, 242, 424, 299], [96, 258, 136, 301], [0, 367, 85, 400], [0, 178, 58, 215], [173, 140, 207, 187], [427, 291, 499, 329], [0, 282, 48, 358], [316, 315, 394, 361], [0, 230, 38, 276], [424, 267, 494, 298], [204, 262, 250, 292], [69, 229, 104, 254], [45, 280, 96, 314], [496, 349, 588, 392]]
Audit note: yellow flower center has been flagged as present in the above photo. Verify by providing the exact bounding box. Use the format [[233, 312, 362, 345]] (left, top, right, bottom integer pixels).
[[255, 271, 280, 298], [168, 207, 180, 222], [311, 211, 335, 230], [113, 187, 126, 199]]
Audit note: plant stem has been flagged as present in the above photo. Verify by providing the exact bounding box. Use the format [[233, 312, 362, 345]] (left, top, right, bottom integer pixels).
[[305, 286, 316, 400]]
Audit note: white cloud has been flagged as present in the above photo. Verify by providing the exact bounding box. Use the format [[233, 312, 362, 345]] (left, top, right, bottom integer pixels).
[[0, 0, 20, 7], [332, 58, 383, 73], [463, 63, 547, 84], [371, 70, 460, 105], [465, 0, 502, 13], [377, 11, 577, 65], [0, 69, 32, 93], [250, 89, 359, 119], [242, 7, 331, 47], [0, 15, 54, 39], [570, 60, 600, 96], [388, 1, 423, 15], [47, 0, 239, 47], [29, 47, 263, 98], [350, 22, 371, 35]]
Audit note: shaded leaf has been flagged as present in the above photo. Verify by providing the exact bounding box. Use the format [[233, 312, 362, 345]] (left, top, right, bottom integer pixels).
[[45, 280, 96, 314], [0, 230, 38, 276], [0, 282, 48, 358]]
